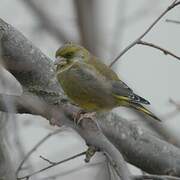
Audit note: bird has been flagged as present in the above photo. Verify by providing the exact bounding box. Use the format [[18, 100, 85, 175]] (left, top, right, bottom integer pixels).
[[54, 43, 161, 122]]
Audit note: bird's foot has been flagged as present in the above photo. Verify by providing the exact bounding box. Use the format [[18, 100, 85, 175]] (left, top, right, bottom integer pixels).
[[85, 146, 98, 163], [73, 110, 96, 126], [73, 109, 87, 125]]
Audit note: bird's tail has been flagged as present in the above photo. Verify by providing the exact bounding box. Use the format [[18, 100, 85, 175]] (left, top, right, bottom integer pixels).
[[127, 102, 161, 122]]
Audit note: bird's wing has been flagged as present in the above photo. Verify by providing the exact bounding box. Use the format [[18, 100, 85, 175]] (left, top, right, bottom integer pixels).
[[112, 80, 150, 105], [86, 56, 150, 105], [86, 56, 120, 80]]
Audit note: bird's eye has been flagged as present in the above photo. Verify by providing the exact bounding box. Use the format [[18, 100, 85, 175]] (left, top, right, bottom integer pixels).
[[63, 52, 74, 58]]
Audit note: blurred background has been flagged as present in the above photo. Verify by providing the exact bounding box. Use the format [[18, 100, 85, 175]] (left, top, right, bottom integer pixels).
[[0, 0, 180, 179]]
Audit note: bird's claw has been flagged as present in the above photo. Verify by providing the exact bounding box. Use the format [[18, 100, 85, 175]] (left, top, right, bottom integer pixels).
[[73, 110, 86, 125], [73, 111, 96, 126]]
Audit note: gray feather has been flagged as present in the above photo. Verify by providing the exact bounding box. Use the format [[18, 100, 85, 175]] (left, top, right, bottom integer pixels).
[[112, 81, 150, 105]]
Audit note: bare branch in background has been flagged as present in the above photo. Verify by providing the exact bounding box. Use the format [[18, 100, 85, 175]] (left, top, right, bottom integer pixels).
[[21, 0, 72, 43], [73, 0, 103, 57], [137, 40, 180, 61], [166, 19, 180, 24], [39, 161, 105, 180], [110, 1, 161, 61], [108, 0, 180, 147], [110, 0, 127, 61], [0, 67, 21, 179], [39, 155, 56, 165], [17, 151, 86, 180], [109, 0, 180, 67], [0, 114, 16, 179], [16, 129, 65, 178], [8, 116, 37, 180], [20, 117, 132, 180]]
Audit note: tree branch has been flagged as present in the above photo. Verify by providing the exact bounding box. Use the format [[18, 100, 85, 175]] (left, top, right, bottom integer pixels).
[[109, 0, 180, 67], [17, 151, 86, 180], [78, 117, 132, 180], [137, 40, 180, 61], [16, 129, 64, 178], [73, 0, 102, 56], [166, 19, 180, 24]]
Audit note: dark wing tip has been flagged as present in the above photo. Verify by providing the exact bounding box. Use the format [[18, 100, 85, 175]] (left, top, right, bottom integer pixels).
[[129, 93, 150, 105]]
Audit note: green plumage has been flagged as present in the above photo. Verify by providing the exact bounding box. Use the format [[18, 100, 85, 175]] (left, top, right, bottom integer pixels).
[[55, 43, 161, 122]]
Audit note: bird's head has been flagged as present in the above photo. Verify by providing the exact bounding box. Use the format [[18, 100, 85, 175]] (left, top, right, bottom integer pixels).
[[54, 43, 90, 72]]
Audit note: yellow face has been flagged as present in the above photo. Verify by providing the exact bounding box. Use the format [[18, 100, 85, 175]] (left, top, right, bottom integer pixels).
[[55, 43, 90, 72]]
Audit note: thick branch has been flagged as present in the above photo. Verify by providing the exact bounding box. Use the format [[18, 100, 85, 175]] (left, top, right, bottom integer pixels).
[[78, 118, 132, 180], [1, 18, 180, 176], [73, 0, 102, 56]]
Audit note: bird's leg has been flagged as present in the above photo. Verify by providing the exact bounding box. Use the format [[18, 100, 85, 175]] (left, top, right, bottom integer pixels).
[[73, 110, 96, 126], [84, 146, 98, 163], [77, 112, 96, 126], [73, 109, 87, 125], [79, 112, 96, 121]]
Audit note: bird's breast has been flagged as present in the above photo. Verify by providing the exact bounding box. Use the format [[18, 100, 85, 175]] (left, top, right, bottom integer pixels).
[[56, 63, 117, 111]]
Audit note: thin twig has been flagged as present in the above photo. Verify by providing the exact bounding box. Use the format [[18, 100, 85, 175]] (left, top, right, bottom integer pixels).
[[166, 19, 180, 24], [16, 129, 63, 178], [137, 40, 180, 61], [39, 155, 56, 165], [38, 161, 105, 180], [109, 0, 180, 67], [17, 151, 86, 180]]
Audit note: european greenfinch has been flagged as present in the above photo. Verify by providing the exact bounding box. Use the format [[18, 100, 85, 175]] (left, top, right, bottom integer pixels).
[[54, 43, 160, 122]]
